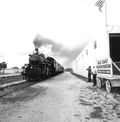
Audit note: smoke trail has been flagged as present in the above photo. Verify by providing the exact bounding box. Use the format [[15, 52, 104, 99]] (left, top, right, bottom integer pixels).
[[33, 34, 89, 68], [33, 34, 63, 53]]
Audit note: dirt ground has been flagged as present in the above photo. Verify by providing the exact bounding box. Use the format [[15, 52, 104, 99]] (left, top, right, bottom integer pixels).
[[0, 72, 120, 122], [0, 75, 23, 86]]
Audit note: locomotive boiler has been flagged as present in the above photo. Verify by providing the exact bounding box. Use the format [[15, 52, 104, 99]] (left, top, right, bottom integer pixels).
[[21, 48, 64, 81]]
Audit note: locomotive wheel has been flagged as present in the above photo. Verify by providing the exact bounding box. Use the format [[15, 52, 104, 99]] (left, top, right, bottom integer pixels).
[[106, 80, 112, 93], [96, 77, 102, 88]]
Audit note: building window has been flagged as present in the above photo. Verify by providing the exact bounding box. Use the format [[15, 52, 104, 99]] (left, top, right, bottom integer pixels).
[[82, 54, 83, 58], [86, 49, 88, 55], [94, 41, 97, 49], [75, 60, 78, 70]]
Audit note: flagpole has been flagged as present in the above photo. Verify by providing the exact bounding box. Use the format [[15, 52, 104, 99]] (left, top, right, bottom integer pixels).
[[104, 0, 108, 36]]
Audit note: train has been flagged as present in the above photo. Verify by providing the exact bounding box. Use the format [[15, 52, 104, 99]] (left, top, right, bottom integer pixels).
[[73, 25, 120, 93], [21, 48, 64, 81]]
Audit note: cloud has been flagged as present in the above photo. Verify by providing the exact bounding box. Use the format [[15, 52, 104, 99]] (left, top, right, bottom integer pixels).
[[0, 54, 5, 58], [16, 51, 32, 56], [55, 39, 89, 67]]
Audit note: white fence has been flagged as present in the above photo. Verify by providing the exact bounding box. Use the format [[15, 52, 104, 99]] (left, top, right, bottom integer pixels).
[[0, 69, 22, 74]]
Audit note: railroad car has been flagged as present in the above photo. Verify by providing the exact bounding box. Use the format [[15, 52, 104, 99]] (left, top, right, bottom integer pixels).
[[73, 25, 120, 93], [21, 48, 64, 81], [55, 62, 64, 74]]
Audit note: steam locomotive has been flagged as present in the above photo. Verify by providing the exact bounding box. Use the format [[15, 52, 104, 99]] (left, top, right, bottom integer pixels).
[[21, 48, 64, 81]]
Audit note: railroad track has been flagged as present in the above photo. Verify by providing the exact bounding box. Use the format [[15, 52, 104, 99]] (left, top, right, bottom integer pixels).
[[0, 80, 40, 98]]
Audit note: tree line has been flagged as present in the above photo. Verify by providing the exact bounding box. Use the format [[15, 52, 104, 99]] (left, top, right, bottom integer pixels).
[[0, 62, 7, 74]]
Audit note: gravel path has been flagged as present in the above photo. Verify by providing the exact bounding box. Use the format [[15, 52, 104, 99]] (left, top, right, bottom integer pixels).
[[0, 72, 120, 122]]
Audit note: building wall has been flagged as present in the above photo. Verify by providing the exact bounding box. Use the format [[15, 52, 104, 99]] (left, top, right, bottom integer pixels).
[[73, 26, 110, 78]]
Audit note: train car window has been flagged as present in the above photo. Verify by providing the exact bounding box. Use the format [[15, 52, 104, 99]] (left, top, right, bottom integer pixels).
[[94, 41, 97, 49]]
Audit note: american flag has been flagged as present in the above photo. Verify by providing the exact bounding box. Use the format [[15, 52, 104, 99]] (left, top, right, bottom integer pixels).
[[95, 0, 105, 12]]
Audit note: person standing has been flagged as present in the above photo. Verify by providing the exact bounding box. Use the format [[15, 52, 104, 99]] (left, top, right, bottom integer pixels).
[[86, 66, 92, 82], [92, 66, 97, 86]]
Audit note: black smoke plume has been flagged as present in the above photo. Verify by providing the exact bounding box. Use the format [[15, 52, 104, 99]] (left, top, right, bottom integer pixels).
[[33, 34, 63, 54], [33, 34, 89, 67]]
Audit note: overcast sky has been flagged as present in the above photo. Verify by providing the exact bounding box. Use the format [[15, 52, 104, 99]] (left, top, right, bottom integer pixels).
[[0, 0, 120, 68]]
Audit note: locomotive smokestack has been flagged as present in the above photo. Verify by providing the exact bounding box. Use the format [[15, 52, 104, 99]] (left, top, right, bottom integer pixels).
[[35, 47, 39, 54]]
